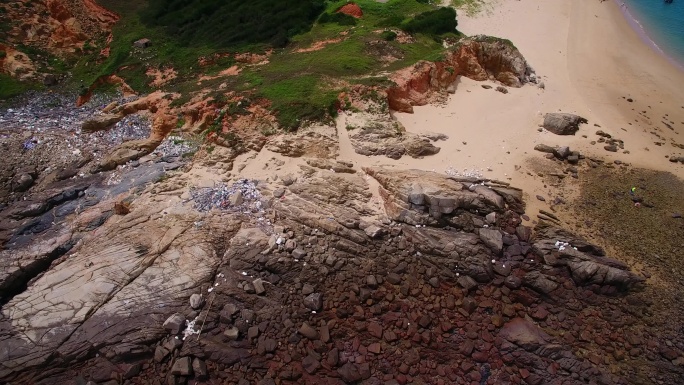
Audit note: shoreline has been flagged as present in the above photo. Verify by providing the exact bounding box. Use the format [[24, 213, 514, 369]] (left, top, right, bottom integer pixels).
[[615, 0, 684, 72]]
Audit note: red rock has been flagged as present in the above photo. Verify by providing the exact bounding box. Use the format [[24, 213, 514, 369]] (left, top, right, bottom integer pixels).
[[368, 342, 381, 354], [531, 306, 549, 320], [472, 351, 489, 362], [337, 3, 363, 18], [368, 321, 383, 339]]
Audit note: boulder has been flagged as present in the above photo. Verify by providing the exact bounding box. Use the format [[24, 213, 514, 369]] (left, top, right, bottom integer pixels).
[[298, 323, 319, 340], [163, 313, 186, 335], [189, 294, 204, 309], [543, 113, 587, 135], [498, 318, 550, 351], [170, 357, 193, 376], [479, 228, 503, 253], [303, 293, 323, 311]]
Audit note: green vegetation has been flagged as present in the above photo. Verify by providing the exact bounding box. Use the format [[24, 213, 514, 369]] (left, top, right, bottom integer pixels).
[[381, 30, 398, 41], [141, 0, 325, 48], [451, 0, 487, 17], [319, 12, 358, 26], [0, 74, 40, 101], [402, 7, 457, 36], [2, 0, 462, 129]]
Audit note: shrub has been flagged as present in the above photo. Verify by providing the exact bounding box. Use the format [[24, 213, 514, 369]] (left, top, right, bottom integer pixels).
[[381, 30, 397, 41], [319, 12, 357, 26], [141, 0, 326, 48], [402, 7, 457, 36]]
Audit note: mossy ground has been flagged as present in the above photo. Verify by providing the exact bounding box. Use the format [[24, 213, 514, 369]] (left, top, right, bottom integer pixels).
[[571, 166, 684, 325]]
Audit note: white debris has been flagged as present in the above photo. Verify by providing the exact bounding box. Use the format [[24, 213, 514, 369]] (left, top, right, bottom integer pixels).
[[182, 317, 201, 340]]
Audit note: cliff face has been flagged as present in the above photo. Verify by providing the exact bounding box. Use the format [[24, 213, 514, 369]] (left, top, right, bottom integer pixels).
[[387, 36, 534, 113], [0, 0, 118, 57]]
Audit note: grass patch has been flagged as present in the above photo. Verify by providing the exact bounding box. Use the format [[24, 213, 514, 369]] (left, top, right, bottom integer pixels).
[[0, 74, 41, 101]]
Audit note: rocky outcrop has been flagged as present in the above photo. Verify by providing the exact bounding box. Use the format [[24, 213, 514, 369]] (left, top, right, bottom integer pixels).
[[76, 74, 136, 106], [350, 124, 445, 159], [79, 92, 178, 171], [0, 0, 118, 57], [364, 167, 523, 225], [542, 113, 588, 135], [0, 44, 37, 80], [267, 130, 339, 159], [0, 163, 678, 385], [387, 36, 534, 112], [532, 224, 645, 290]]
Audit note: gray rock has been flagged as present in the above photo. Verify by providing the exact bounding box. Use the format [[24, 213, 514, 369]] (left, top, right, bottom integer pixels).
[[479, 228, 503, 253], [220, 304, 239, 323], [12, 173, 34, 192], [534, 144, 555, 154], [458, 275, 478, 292], [273, 188, 285, 198], [248, 326, 260, 339], [543, 113, 587, 135], [224, 326, 239, 340], [302, 283, 315, 295], [554, 146, 571, 159], [163, 313, 186, 335], [303, 293, 323, 311], [566, 155, 579, 164], [284, 239, 297, 252], [524, 271, 559, 294], [496, 86, 508, 94], [170, 357, 193, 376], [281, 174, 297, 186], [485, 212, 497, 224], [192, 358, 208, 380], [292, 247, 307, 259], [604, 144, 618, 152], [253, 278, 266, 295], [298, 322, 320, 340], [154, 346, 170, 363], [229, 191, 244, 206], [386, 272, 402, 285], [189, 294, 204, 310], [504, 275, 522, 289], [364, 225, 385, 238]]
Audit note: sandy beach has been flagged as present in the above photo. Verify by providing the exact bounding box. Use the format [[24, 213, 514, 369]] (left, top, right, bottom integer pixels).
[[383, 0, 684, 217]]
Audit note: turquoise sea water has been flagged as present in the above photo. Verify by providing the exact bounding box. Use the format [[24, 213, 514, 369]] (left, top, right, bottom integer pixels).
[[620, 0, 684, 69]]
